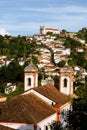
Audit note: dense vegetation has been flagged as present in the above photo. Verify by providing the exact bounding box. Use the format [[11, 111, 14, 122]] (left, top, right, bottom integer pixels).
[[77, 28, 87, 42], [0, 35, 40, 98], [50, 121, 63, 130], [50, 80, 87, 130], [63, 36, 87, 69], [0, 35, 39, 59], [64, 37, 82, 50], [67, 80, 87, 130]]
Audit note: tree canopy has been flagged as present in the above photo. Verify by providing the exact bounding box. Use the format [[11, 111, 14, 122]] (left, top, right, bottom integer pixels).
[[64, 37, 82, 50], [0, 35, 39, 60], [67, 82, 87, 130], [57, 60, 65, 67], [0, 61, 24, 83], [50, 121, 64, 130]]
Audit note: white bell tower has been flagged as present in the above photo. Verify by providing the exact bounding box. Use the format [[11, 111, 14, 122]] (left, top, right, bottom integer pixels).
[[59, 63, 73, 96], [24, 61, 38, 91]]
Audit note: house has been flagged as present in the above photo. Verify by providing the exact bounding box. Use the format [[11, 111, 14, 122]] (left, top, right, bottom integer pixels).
[[74, 48, 84, 52], [4, 83, 16, 94], [0, 61, 74, 130]]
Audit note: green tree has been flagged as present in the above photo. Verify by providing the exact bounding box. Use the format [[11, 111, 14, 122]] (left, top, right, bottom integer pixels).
[[50, 121, 64, 130], [70, 51, 87, 69], [57, 60, 65, 67], [67, 83, 87, 130], [68, 59, 76, 67], [0, 84, 5, 93], [0, 61, 24, 83], [46, 32, 53, 36], [62, 29, 67, 33], [64, 37, 82, 49], [77, 28, 87, 42], [85, 75, 87, 82], [0, 35, 4, 43]]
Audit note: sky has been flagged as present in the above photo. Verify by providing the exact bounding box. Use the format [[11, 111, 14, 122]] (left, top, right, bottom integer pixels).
[[0, 0, 87, 36]]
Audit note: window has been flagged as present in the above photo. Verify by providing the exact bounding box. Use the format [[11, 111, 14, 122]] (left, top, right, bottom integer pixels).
[[28, 78, 31, 86], [64, 78, 67, 87], [45, 126, 48, 130]]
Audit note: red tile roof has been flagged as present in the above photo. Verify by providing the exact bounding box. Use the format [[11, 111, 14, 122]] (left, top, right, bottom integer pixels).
[[34, 84, 69, 106], [45, 28, 58, 31], [0, 125, 15, 130], [0, 93, 55, 123]]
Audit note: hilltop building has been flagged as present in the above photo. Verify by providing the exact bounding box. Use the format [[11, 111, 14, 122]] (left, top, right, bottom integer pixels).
[[0, 61, 74, 130], [40, 26, 60, 35]]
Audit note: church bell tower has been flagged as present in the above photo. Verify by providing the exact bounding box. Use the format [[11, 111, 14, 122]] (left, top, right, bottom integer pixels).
[[59, 63, 73, 96], [24, 61, 38, 91]]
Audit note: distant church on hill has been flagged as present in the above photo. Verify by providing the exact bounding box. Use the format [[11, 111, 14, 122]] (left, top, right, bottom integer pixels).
[[0, 61, 74, 130]]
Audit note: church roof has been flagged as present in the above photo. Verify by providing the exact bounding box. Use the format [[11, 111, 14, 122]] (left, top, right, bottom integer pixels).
[[24, 61, 38, 72], [0, 93, 55, 124], [34, 84, 69, 106], [0, 125, 15, 130]]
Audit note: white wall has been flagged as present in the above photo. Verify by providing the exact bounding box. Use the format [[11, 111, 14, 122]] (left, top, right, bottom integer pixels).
[[60, 102, 71, 127], [24, 75, 34, 91], [4, 85, 16, 94], [0, 113, 56, 130], [60, 76, 70, 95], [62, 48, 70, 55], [23, 89, 55, 105], [0, 123, 34, 130], [37, 113, 56, 130], [36, 74, 38, 88]]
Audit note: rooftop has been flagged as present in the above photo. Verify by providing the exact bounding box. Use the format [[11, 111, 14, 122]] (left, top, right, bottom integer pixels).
[[24, 61, 38, 72], [0, 93, 55, 123], [34, 84, 69, 106], [0, 125, 15, 130]]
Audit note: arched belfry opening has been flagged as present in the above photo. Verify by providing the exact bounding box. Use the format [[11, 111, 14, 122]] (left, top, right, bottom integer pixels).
[[28, 78, 31, 86], [64, 78, 67, 87]]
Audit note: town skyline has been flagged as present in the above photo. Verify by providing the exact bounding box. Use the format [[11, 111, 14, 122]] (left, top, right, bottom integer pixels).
[[0, 0, 87, 36]]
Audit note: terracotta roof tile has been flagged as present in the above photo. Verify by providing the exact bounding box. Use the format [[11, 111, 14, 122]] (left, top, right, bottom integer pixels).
[[0, 93, 55, 123], [34, 84, 69, 106], [45, 28, 58, 31], [0, 125, 15, 130]]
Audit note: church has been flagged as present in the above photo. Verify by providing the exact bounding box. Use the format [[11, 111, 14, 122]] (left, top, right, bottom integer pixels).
[[0, 61, 74, 130]]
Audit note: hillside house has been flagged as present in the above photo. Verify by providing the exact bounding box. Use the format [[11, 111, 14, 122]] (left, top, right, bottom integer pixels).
[[4, 83, 16, 94]]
